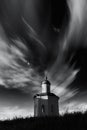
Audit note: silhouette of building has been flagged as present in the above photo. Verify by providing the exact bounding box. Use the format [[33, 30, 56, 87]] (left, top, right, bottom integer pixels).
[[34, 77, 59, 117]]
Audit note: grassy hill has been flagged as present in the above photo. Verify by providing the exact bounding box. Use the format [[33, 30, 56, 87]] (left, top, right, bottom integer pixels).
[[0, 112, 87, 130]]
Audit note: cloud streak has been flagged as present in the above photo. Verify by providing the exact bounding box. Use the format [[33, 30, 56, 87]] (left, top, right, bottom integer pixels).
[[0, 0, 79, 102], [0, 23, 44, 95]]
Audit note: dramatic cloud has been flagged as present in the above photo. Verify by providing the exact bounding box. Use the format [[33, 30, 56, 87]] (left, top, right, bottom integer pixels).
[[67, 0, 87, 46]]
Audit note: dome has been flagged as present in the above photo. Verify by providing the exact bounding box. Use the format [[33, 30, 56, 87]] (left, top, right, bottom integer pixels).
[[42, 77, 51, 85]]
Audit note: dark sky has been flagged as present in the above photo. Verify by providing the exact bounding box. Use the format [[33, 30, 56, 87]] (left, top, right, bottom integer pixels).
[[0, 0, 87, 119]]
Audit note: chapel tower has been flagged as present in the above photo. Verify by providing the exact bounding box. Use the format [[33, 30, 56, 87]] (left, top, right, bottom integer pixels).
[[34, 77, 59, 117]]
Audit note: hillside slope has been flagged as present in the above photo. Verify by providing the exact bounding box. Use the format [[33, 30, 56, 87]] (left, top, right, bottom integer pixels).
[[0, 112, 87, 130]]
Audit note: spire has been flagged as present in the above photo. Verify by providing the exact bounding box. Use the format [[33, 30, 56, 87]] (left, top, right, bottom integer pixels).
[[45, 76, 47, 81], [45, 71, 48, 81], [42, 75, 50, 85]]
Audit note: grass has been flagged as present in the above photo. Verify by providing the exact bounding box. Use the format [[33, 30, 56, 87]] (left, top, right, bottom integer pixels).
[[0, 112, 87, 130]]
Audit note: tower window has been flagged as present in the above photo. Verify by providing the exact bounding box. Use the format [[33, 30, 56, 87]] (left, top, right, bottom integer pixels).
[[42, 105, 45, 113]]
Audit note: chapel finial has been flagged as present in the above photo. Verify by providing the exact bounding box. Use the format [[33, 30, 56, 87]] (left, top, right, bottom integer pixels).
[[46, 76, 47, 80]]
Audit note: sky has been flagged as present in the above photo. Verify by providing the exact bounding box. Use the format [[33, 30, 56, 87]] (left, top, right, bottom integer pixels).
[[0, 0, 87, 120]]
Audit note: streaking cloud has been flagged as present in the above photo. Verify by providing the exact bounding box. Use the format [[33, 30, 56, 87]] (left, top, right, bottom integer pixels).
[[67, 0, 87, 45], [0, 23, 44, 94]]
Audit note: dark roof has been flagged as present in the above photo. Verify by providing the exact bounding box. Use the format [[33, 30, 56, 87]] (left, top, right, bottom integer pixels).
[[42, 80, 51, 85], [34, 92, 59, 99], [42, 76, 51, 85]]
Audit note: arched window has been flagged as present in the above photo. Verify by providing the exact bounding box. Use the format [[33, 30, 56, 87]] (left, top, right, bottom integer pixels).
[[42, 105, 45, 113]]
